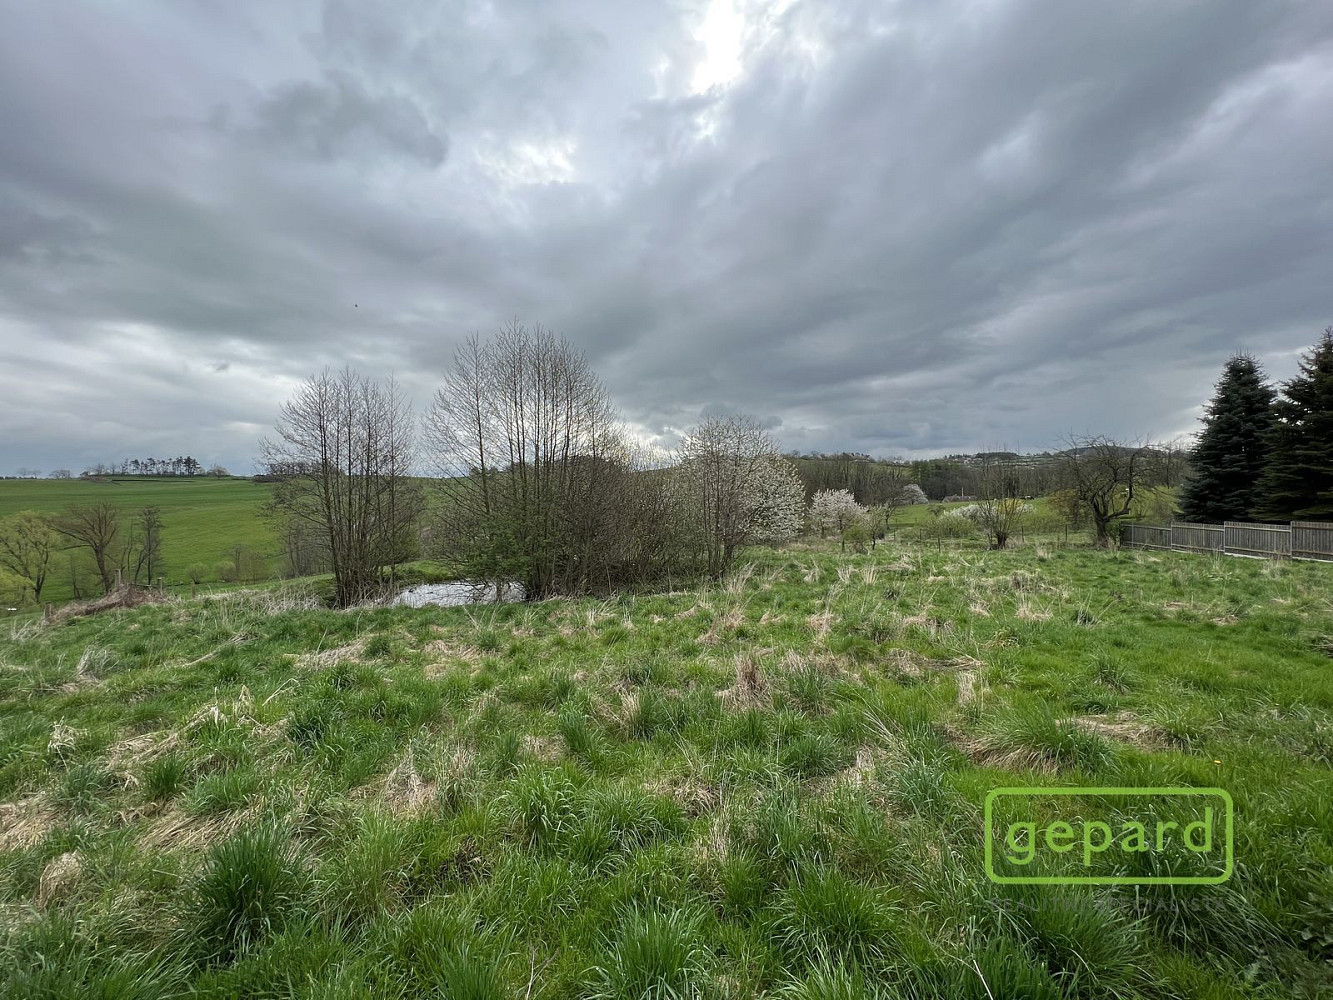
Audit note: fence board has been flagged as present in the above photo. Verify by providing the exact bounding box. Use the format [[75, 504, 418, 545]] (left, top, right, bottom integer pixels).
[[1170, 522, 1224, 554], [1123, 524, 1171, 549], [1292, 521, 1333, 562], [1224, 521, 1291, 559]]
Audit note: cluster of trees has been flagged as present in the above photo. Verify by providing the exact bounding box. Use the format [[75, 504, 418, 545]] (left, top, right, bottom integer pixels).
[[266, 320, 1218, 608], [789, 445, 1189, 505], [266, 323, 807, 607], [78, 457, 228, 477], [805, 483, 927, 550], [0, 503, 168, 603], [1179, 328, 1333, 523], [788, 453, 914, 505]]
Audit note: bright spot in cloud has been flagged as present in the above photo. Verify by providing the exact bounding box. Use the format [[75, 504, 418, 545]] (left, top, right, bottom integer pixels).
[[691, 0, 747, 93]]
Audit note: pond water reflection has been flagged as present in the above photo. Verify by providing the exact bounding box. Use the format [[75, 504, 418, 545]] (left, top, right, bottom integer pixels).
[[392, 581, 525, 607]]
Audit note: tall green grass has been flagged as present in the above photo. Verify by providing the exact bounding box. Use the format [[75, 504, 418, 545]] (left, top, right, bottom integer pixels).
[[0, 541, 1330, 997]]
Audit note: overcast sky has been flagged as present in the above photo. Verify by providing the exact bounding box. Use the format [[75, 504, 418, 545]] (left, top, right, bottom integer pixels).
[[2, 1, 1331, 473]]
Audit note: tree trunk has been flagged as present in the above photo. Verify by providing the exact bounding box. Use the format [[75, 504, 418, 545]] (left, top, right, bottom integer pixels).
[[1093, 517, 1113, 547]]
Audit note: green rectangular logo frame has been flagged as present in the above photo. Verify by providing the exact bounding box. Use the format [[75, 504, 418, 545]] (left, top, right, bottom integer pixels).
[[984, 786, 1233, 885]]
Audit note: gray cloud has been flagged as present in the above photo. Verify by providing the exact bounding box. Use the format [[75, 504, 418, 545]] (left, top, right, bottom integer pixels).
[[240, 71, 448, 167], [1, 0, 1332, 473]]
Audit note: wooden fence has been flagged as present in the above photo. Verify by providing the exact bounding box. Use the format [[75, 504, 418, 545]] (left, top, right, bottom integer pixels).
[[1122, 520, 1333, 561], [1292, 522, 1333, 561]]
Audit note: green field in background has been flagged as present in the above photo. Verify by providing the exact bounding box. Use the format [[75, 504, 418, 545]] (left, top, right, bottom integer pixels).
[[0, 477, 278, 601]]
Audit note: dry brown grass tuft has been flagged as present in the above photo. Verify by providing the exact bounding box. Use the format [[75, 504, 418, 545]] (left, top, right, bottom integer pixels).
[[374, 750, 438, 814], [37, 851, 82, 908], [956, 668, 983, 706], [0, 795, 61, 850], [51, 584, 172, 622], [47, 721, 85, 758], [138, 803, 261, 851], [422, 638, 483, 667], [700, 603, 747, 645], [642, 774, 719, 818], [806, 608, 836, 640], [1014, 601, 1053, 622], [293, 639, 367, 670], [521, 734, 563, 761], [724, 563, 756, 594], [899, 612, 950, 638], [719, 651, 771, 709], [1073, 713, 1167, 749]]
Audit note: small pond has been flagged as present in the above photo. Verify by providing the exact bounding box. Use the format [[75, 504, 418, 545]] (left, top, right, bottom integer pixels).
[[393, 580, 526, 608]]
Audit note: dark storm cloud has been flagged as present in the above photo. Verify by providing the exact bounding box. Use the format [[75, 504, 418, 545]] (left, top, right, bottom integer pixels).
[[1, 0, 1331, 472]]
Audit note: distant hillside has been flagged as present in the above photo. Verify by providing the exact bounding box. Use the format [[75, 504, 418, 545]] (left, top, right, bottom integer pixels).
[[0, 476, 277, 602]]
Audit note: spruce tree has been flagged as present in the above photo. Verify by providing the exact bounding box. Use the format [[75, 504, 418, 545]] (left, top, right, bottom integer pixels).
[[1252, 327, 1333, 521], [1177, 353, 1275, 523]]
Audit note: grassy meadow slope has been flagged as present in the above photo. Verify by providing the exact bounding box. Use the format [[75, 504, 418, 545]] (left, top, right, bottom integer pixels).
[[1, 541, 1331, 998], [0, 477, 278, 601]]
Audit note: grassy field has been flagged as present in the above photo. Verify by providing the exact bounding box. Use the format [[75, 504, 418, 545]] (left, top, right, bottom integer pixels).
[[0, 477, 278, 602], [1, 541, 1331, 998]]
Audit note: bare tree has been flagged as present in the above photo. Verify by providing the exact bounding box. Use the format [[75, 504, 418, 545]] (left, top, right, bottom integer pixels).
[[281, 518, 331, 577], [1055, 436, 1151, 547], [53, 503, 122, 593], [970, 459, 1030, 549], [424, 323, 631, 598], [1151, 438, 1192, 490], [675, 414, 804, 578], [127, 506, 164, 584], [261, 367, 419, 607], [0, 511, 58, 602]]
